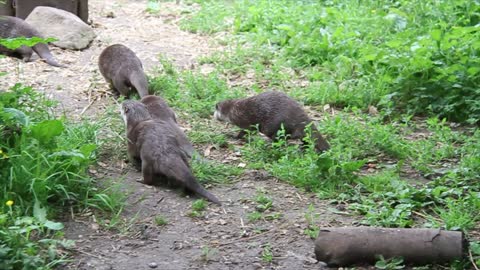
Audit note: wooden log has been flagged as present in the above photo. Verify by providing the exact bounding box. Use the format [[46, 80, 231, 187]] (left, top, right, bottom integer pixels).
[[13, 0, 89, 23], [0, 0, 15, 16], [314, 227, 465, 266]]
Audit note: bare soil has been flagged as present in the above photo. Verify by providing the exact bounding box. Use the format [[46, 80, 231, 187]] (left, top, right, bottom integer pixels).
[[1, 1, 360, 269]]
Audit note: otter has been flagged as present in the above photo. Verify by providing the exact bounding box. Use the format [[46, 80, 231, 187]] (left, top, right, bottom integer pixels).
[[121, 100, 221, 205], [214, 91, 330, 152], [140, 95, 177, 123], [0, 16, 64, 67], [98, 44, 149, 98], [140, 95, 194, 158]]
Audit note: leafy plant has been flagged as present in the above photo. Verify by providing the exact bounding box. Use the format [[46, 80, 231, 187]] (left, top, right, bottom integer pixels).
[[375, 255, 405, 270], [261, 244, 273, 263], [189, 199, 207, 218], [154, 215, 168, 226]]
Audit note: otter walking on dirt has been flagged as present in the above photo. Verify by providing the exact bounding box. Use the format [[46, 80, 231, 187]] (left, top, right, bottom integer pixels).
[[99, 44, 149, 98], [214, 91, 330, 152], [0, 16, 64, 67], [140, 95, 195, 158], [121, 100, 221, 205]]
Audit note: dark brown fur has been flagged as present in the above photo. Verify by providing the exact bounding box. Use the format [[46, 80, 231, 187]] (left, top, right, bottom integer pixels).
[[0, 16, 64, 67], [140, 95, 195, 158], [122, 100, 220, 205], [99, 44, 149, 98], [214, 91, 330, 152]]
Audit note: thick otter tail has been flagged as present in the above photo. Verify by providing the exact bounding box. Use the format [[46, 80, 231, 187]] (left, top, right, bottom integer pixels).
[[129, 71, 149, 98], [32, 43, 65, 68], [297, 121, 330, 152], [156, 156, 221, 205], [312, 127, 330, 152]]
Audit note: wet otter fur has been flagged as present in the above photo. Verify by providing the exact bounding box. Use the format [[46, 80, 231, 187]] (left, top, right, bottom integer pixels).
[[214, 91, 330, 152], [0, 16, 64, 67], [121, 100, 220, 205], [140, 95, 194, 158], [99, 44, 149, 98]]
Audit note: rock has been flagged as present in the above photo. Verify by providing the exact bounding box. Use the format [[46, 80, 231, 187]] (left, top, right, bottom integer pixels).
[[148, 262, 158, 269], [25, 6, 95, 50]]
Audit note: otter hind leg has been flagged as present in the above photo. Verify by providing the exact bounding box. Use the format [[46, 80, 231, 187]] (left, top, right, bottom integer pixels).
[[112, 75, 131, 97], [141, 161, 154, 185]]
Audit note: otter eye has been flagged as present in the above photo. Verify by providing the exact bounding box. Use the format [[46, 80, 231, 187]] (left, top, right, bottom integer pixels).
[[125, 108, 129, 113]]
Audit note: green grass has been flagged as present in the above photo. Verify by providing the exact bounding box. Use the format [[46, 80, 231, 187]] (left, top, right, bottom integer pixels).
[[177, 1, 480, 268], [181, 0, 480, 124], [0, 79, 125, 267], [154, 215, 168, 226]]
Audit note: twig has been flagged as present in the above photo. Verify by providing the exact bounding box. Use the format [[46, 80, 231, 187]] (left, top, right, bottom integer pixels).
[[469, 249, 479, 270], [80, 98, 96, 115], [77, 249, 102, 259], [215, 228, 276, 247], [413, 211, 442, 222]]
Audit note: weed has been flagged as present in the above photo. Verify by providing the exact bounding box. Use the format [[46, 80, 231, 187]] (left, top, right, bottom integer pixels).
[[254, 193, 272, 213], [261, 244, 273, 263], [191, 155, 243, 185], [304, 204, 320, 239], [192, 199, 207, 211], [375, 255, 405, 270], [189, 199, 207, 218], [146, 0, 160, 14], [154, 215, 168, 226], [247, 211, 262, 222], [201, 246, 217, 262]]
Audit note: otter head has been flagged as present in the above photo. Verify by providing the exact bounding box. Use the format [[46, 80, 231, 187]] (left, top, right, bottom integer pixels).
[[214, 100, 235, 123], [121, 100, 151, 126]]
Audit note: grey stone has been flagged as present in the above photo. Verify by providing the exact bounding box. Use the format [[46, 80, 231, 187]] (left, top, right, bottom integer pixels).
[[25, 6, 95, 50]]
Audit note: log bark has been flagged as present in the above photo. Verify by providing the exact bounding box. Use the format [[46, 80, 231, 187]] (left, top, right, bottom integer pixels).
[[314, 227, 465, 266], [13, 0, 89, 23], [0, 0, 15, 16]]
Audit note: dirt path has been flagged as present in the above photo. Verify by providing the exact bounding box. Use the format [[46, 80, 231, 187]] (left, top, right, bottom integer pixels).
[[2, 1, 355, 269]]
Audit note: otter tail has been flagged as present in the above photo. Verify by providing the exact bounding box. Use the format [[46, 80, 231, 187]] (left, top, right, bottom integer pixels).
[[129, 71, 149, 98], [156, 156, 221, 205], [32, 43, 65, 68], [312, 125, 330, 152]]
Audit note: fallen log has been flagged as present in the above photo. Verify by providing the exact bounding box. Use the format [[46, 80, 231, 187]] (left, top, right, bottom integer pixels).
[[314, 227, 465, 266]]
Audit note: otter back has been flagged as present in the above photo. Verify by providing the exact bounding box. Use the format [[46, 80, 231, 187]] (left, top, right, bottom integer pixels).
[[99, 44, 149, 98]]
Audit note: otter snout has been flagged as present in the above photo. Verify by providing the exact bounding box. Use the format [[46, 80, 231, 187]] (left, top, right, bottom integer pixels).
[[214, 110, 229, 122], [120, 105, 127, 126]]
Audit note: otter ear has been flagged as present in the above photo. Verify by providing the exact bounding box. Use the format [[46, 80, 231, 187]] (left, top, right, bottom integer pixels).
[[215, 104, 219, 110], [124, 107, 129, 114]]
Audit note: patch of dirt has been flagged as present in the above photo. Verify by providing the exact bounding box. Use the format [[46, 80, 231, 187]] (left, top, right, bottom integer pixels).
[[1, 0, 357, 269], [63, 162, 355, 270]]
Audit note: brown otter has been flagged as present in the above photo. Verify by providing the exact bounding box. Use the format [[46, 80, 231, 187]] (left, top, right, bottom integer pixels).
[[140, 95, 177, 123], [140, 95, 195, 158], [98, 44, 149, 98], [0, 16, 64, 67], [121, 100, 221, 205], [214, 91, 330, 152]]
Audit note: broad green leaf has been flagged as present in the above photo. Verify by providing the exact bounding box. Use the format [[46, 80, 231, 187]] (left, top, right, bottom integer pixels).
[[431, 29, 442, 41], [30, 119, 64, 144], [44, 220, 64, 231], [33, 200, 47, 223], [2, 108, 29, 126], [0, 37, 56, 50], [80, 144, 97, 158]]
